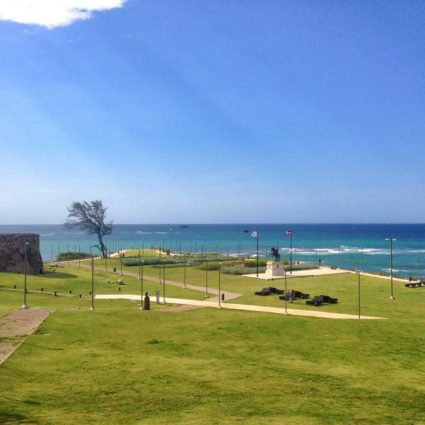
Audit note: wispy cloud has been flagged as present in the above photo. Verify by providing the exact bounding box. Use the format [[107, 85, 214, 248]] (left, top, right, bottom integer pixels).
[[0, 0, 126, 29]]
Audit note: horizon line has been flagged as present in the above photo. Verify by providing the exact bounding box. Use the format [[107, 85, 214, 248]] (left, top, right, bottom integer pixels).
[[1, 222, 425, 226]]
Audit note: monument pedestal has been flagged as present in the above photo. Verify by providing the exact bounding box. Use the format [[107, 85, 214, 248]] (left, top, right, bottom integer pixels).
[[264, 261, 284, 278]]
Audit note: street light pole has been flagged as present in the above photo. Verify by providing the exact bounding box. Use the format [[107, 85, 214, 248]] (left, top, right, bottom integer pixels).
[[284, 264, 288, 316], [120, 242, 123, 276], [386, 238, 396, 300], [140, 252, 144, 309], [90, 245, 95, 311], [138, 249, 142, 308], [218, 265, 221, 308], [289, 232, 293, 275], [205, 257, 209, 297], [22, 242, 29, 309], [256, 228, 259, 277], [357, 270, 361, 320], [163, 260, 166, 303]]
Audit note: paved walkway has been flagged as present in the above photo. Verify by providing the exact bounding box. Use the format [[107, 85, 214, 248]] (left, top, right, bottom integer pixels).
[[0, 308, 51, 365], [96, 294, 385, 320], [243, 266, 350, 280]]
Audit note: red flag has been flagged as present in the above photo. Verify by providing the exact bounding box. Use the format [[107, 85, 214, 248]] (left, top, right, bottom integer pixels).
[[284, 230, 292, 237]]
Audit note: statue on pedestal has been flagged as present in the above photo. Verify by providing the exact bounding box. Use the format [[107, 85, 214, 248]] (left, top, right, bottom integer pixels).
[[270, 247, 280, 261], [265, 247, 284, 278]]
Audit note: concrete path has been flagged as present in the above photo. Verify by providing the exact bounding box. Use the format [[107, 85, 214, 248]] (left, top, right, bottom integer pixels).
[[0, 308, 51, 365], [96, 294, 385, 320], [243, 266, 350, 280]]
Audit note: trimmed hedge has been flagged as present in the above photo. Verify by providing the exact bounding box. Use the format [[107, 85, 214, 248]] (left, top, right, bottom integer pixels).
[[57, 252, 91, 261], [222, 266, 267, 275], [196, 263, 221, 271]]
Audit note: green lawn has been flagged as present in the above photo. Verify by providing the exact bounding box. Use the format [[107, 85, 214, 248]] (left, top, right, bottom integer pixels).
[[125, 263, 422, 319], [1, 266, 425, 424], [0, 266, 206, 313]]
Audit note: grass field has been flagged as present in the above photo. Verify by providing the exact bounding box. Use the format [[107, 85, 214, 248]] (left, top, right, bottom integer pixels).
[[1, 263, 425, 424]]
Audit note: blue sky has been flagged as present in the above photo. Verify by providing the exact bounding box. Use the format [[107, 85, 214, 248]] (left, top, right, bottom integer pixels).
[[1, 0, 424, 224]]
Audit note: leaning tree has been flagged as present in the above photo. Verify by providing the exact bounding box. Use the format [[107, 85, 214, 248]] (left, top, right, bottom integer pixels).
[[65, 200, 112, 258]]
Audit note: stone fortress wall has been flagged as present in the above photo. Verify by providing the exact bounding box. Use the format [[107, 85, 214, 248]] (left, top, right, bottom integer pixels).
[[0, 233, 44, 274]]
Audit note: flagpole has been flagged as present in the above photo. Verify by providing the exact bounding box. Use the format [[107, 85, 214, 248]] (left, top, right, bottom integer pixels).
[[284, 230, 293, 275]]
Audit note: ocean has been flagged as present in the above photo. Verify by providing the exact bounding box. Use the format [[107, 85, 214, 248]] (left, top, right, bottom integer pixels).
[[1, 224, 425, 279]]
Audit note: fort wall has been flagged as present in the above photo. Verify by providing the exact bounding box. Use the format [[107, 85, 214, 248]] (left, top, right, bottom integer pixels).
[[0, 233, 44, 274]]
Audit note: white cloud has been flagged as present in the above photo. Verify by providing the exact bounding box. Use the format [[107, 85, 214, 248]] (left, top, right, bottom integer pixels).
[[0, 0, 126, 29]]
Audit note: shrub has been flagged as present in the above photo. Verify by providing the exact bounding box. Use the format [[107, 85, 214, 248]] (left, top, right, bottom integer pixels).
[[57, 251, 91, 261], [243, 259, 268, 267], [123, 258, 178, 266], [222, 266, 266, 275], [196, 263, 221, 271]]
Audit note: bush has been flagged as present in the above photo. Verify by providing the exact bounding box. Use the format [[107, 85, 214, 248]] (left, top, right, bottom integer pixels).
[[243, 259, 268, 267], [123, 258, 179, 266], [222, 266, 266, 275], [290, 264, 319, 271], [196, 263, 221, 271], [123, 255, 231, 267], [57, 252, 91, 261]]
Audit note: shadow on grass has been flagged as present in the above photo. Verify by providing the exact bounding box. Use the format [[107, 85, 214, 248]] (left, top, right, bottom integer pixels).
[[41, 272, 76, 280], [0, 410, 37, 424]]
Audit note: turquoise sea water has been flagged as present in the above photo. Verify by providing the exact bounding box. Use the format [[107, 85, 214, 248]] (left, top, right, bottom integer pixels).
[[1, 224, 425, 279]]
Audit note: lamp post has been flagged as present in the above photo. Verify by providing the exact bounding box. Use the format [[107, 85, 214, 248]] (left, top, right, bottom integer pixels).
[[284, 263, 288, 316], [158, 248, 162, 283], [218, 265, 221, 308], [162, 260, 166, 303], [90, 245, 95, 311], [255, 229, 259, 277], [139, 249, 144, 309], [183, 261, 187, 289], [21, 242, 29, 309], [205, 257, 209, 297], [120, 242, 123, 276], [386, 238, 396, 300], [357, 270, 361, 320]]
